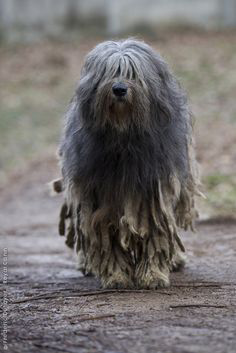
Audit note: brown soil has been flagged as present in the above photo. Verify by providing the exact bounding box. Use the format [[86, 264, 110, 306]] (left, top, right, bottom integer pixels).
[[1, 160, 236, 353]]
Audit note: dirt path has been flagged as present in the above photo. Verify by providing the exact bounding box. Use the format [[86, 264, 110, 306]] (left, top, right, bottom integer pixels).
[[1, 160, 236, 353]]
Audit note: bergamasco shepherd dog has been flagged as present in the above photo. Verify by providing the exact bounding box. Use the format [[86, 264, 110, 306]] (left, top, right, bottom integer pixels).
[[52, 39, 202, 289]]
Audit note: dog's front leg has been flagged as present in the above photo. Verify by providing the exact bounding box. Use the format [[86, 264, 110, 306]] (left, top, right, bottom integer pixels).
[[99, 238, 135, 289], [135, 233, 170, 289], [79, 204, 134, 288], [86, 229, 135, 289]]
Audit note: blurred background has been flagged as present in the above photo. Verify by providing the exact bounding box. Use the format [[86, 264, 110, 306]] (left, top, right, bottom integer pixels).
[[0, 0, 236, 219]]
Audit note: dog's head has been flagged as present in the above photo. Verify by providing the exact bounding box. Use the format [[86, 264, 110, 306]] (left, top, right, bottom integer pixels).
[[76, 39, 187, 132]]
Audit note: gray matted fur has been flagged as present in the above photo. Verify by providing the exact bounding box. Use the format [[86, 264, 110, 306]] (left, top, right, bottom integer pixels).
[[53, 39, 203, 289]]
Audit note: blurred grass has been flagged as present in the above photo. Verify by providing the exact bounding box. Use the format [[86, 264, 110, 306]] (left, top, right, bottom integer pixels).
[[0, 86, 66, 178], [0, 32, 236, 218], [202, 174, 236, 218]]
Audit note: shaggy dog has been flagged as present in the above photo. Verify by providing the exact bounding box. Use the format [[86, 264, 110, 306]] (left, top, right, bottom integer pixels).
[[53, 39, 202, 289]]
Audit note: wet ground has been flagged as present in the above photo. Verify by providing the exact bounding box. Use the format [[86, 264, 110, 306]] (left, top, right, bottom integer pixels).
[[1, 161, 236, 353]]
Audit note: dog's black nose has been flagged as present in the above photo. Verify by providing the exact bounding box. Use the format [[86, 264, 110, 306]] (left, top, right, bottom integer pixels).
[[112, 83, 127, 97]]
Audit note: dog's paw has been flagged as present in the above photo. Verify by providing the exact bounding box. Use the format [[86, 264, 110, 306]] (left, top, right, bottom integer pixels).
[[170, 251, 186, 272], [102, 272, 134, 289], [137, 276, 170, 289], [147, 277, 170, 289], [135, 265, 170, 289]]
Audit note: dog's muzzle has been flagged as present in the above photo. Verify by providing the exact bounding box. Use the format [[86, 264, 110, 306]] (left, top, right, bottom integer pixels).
[[112, 82, 128, 97]]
